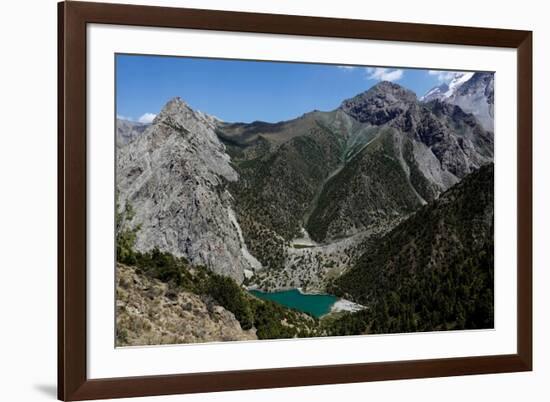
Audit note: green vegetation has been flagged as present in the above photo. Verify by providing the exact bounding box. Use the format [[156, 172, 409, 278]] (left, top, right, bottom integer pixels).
[[291, 244, 315, 249], [328, 163, 495, 334], [227, 125, 343, 269], [116, 163, 494, 339], [322, 310, 370, 336], [307, 129, 421, 242], [116, 228, 319, 340], [116, 198, 141, 266]]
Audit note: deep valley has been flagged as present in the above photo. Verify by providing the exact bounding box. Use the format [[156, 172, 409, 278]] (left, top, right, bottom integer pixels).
[[115, 72, 495, 345]]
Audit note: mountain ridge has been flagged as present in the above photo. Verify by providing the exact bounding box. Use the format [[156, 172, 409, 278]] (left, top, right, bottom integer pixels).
[[116, 77, 494, 290]]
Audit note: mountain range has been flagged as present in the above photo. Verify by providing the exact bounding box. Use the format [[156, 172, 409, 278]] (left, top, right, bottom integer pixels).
[[116, 119, 150, 146], [116, 73, 494, 295]]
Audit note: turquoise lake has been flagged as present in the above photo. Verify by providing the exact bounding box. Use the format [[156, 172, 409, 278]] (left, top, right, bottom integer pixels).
[[249, 289, 337, 318]]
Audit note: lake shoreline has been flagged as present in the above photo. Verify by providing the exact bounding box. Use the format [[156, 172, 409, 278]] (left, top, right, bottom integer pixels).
[[248, 288, 336, 318], [329, 299, 366, 314], [247, 287, 365, 318], [246, 285, 326, 296]]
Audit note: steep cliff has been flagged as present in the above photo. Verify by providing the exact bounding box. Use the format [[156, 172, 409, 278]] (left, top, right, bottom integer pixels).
[[116, 97, 257, 282]]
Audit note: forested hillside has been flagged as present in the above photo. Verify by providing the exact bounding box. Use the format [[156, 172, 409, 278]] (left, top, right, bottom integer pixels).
[[328, 163, 494, 334]]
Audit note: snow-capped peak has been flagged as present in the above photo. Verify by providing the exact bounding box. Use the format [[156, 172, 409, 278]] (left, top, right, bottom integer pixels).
[[443, 72, 474, 98], [420, 71, 474, 102], [422, 85, 446, 100]]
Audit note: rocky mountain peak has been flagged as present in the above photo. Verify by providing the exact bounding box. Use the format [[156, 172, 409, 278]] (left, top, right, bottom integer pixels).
[[343, 81, 417, 106], [154, 96, 192, 124], [367, 81, 417, 100], [155, 96, 221, 133], [159, 96, 188, 111], [339, 81, 417, 124], [116, 97, 256, 282]]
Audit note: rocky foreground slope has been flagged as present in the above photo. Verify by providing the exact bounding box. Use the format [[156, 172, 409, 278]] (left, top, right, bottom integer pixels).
[[116, 263, 256, 346], [115, 249, 320, 346]]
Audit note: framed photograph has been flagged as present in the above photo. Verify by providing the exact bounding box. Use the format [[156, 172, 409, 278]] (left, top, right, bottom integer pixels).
[[58, 1, 532, 400]]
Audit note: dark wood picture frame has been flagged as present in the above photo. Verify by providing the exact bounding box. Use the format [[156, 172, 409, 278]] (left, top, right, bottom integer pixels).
[[58, 1, 532, 400]]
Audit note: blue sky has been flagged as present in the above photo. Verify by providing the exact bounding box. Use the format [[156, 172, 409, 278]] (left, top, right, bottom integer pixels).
[[116, 54, 467, 124]]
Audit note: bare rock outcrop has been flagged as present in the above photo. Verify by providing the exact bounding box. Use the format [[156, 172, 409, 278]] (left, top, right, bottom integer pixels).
[[117, 97, 253, 282]]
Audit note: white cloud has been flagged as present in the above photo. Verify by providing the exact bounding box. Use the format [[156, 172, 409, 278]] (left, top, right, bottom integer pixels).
[[337, 66, 356, 70], [116, 114, 132, 121], [138, 112, 157, 124], [428, 70, 466, 83], [366, 67, 404, 82]]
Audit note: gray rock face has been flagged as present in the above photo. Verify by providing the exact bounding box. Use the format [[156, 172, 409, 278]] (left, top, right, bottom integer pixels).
[[421, 72, 494, 131], [422, 99, 494, 176], [447, 72, 494, 131], [116, 97, 251, 282], [116, 119, 150, 146], [340, 81, 417, 125]]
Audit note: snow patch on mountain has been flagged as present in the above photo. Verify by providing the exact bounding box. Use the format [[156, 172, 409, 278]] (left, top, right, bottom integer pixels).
[[443, 72, 474, 98], [421, 72, 474, 101]]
